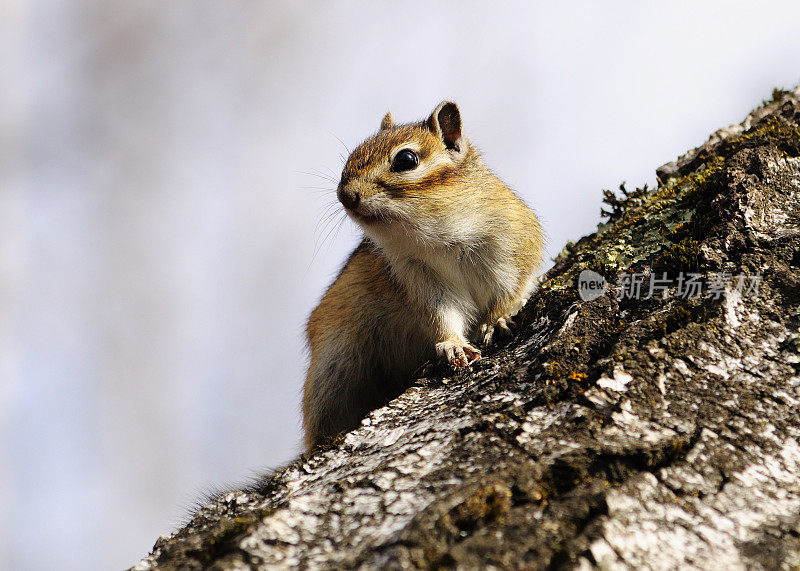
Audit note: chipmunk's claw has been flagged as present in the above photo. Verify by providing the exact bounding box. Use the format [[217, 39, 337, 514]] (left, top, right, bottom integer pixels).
[[436, 339, 481, 369], [480, 317, 514, 346]]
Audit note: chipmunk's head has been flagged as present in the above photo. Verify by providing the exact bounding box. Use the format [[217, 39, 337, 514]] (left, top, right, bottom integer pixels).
[[337, 101, 485, 247]]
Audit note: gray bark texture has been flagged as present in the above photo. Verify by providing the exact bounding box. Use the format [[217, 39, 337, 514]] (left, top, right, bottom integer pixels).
[[134, 87, 800, 570]]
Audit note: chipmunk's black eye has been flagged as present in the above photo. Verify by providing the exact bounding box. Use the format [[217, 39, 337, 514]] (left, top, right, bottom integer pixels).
[[391, 149, 419, 172]]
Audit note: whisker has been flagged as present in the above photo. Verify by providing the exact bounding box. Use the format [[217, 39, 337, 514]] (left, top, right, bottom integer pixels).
[[295, 170, 337, 184], [322, 215, 347, 251], [330, 132, 351, 155], [326, 216, 348, 253], [311, 167, 338, 183], [306, 210, 348, 276], [313, 205, 342, 239], [300, 186, 336, 193], [314, 203, 345, 238]]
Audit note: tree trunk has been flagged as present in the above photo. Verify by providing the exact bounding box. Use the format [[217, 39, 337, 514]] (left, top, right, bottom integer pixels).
[[133, 87, 800, 570]]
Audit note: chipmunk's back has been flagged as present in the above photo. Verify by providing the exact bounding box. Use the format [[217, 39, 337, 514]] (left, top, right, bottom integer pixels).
[[303, 239, 432, 448]]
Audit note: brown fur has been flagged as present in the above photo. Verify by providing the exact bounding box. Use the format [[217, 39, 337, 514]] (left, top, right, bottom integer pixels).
[[302, 101, 543, 450]]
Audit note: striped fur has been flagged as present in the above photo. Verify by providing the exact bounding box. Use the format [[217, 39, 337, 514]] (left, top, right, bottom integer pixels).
[[302, 101, 543, 450]]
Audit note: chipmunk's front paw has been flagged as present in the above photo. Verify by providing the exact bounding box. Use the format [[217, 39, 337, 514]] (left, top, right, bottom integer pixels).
[[479, 317, 514, 346], [436, 339, 481, 369]]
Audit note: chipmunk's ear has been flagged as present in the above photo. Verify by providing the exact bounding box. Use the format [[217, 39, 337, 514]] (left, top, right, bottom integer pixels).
[[380, 111, 395, 131], [427, 101, 462, 151]]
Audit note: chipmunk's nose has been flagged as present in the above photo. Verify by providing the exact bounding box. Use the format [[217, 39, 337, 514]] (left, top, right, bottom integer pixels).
[[338, 186, 361, 211]]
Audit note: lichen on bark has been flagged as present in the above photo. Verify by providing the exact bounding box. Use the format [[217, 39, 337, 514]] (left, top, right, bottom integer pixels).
[[134, 87, 800, 570]]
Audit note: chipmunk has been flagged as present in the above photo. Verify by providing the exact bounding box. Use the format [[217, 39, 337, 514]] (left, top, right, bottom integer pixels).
[[302, 101, 543, 450]]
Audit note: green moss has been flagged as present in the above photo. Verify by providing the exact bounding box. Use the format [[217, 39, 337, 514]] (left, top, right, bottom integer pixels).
[[600, 182, 650, 221], [761, 87, 794, 108], [552, 240, 576, 265], [460, 484, 512, 523], [579, 114, 800, 283], [195, 510, 272, 564], [726, 115, 800, 158], [545, 362, 564, 378], [311, 431, 348, 454], [542, 106, 800, 317], [539, 272, 581, 297], [651, 238, 701, 272], [587, 159, 720, 278], [652, 305, 692, 337], [435, 483, 513, 545]]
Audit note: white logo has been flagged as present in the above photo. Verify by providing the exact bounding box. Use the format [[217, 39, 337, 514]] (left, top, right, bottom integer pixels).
[[578, 269, 608, 301]]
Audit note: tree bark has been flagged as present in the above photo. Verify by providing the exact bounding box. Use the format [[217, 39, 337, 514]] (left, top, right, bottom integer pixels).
[[134, 87, 800, 570]]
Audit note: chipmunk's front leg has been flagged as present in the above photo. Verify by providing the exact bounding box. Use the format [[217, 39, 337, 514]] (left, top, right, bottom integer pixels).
[[432, 305, 481, 368]]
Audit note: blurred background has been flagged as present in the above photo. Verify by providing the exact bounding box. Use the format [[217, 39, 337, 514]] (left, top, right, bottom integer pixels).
[[1, 1, 799, 568]]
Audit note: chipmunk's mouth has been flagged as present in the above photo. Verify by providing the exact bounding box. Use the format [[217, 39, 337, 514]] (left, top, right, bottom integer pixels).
[[348, 208, 393, 225]]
